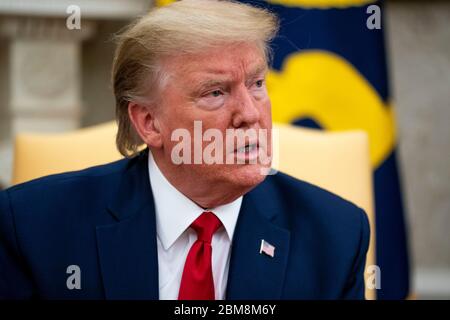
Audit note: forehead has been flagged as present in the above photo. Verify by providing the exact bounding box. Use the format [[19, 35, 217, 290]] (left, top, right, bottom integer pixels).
[[164, 43, 267, 82]]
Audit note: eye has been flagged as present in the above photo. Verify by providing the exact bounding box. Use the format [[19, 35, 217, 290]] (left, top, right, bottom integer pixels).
[[209, 90, 223, 97], [255, 79, 264, 88]]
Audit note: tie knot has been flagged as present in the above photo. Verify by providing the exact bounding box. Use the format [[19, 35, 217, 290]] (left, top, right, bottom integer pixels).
[[191, 211, 222, 244]]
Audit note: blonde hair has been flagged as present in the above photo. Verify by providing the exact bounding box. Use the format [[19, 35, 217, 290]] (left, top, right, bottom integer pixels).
[[112, 0, 279, 157]]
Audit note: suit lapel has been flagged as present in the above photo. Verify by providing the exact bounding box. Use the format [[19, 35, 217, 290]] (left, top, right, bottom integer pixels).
[[96, 150, 159, 299], [226, 187, 291, 299]]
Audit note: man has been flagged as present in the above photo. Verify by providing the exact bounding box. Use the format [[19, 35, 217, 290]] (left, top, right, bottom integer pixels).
[[0, 0, 369, 299]]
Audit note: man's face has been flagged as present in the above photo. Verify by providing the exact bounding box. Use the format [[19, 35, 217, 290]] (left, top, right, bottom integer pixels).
[[152, 42, 272, 198]]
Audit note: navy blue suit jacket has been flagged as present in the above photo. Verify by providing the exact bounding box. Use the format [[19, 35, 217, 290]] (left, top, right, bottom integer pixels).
[[0, 150, 370, 299]]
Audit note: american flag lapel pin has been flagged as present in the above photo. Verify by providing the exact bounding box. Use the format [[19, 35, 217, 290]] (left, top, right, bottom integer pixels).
[[260, 239, 275, 258]]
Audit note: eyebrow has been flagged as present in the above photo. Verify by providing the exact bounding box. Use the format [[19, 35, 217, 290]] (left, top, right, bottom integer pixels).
[[193, 63, 268, 92], [246, 63, 268, 80]]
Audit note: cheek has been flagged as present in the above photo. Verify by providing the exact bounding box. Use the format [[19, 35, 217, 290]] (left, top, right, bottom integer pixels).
[[203, 108, 234, 130], [259, 97, 272, 124], [158, 111, 195, 158], [160, 103, 195, 133], [196, 96, 227, 110]]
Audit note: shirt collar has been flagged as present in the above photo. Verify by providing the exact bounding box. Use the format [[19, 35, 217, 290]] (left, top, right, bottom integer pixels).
[[148, 151, 242, 251]]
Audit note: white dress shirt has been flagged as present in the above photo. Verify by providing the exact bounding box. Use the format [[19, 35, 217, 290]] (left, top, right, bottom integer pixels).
[[148, 152, 242, 300]]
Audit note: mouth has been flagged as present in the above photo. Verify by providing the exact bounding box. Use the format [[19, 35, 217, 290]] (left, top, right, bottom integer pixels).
[[235, 142, 258, 154], [233, 141, 260, 162]]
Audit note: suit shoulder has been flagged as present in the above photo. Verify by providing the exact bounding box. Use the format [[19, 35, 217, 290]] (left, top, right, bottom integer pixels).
[[261, 171, 367, 223], [0, 157, 140, 242], [5, 157, 129, 195], [258, 172, 370, 264], [0, 157, 133, 221]]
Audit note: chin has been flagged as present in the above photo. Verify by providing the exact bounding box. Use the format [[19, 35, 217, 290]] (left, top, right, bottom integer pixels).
[[225, 164, 268, 189]]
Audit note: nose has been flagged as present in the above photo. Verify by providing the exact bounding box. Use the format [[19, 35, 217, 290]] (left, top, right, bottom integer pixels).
[[231, 85, 260, 128]]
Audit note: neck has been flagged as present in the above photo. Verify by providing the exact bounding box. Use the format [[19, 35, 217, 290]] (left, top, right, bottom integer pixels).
[[150, 150, 248, 209]]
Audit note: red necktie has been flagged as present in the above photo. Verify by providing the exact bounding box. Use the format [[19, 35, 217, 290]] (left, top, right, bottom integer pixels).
[[178, 211, 222, 300]]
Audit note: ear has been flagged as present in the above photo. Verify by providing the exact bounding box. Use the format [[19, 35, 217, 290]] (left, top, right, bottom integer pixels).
[[128, 102, 163, 148]]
